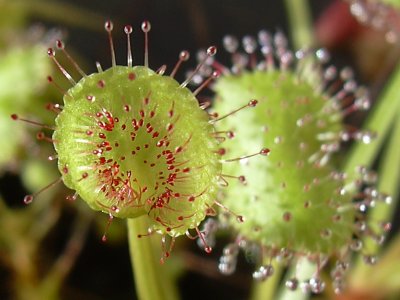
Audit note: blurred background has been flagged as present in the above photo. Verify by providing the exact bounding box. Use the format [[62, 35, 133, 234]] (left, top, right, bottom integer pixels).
[[0, 0, 399, 299]]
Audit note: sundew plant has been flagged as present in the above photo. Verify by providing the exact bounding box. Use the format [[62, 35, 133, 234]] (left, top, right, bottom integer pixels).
[[1, 1, 400, 300]]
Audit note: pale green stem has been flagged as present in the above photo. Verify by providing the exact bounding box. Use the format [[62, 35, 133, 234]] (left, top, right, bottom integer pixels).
[[277, 258, 315, 300], [127, 216, 178, 300], [342, 60, 400, 283], [251, 261, 283, 300], [343, 62, 400, 174], [284, 0, 315, 49], [338, 38, 400, 295], [350, 101, 400, 284], [365, 107, 400, 247]]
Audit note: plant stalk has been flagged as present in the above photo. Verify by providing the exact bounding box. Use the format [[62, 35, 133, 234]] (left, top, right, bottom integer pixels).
[[127, 216, 178, 300], [350, 99, 400, 285], [343, 62, 400, 174], [284, 0, 315, 49], [251, 261, 283, 300]]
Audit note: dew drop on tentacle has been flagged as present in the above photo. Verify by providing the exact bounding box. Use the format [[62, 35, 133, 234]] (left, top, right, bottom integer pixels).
[[222, 148, 270, 163], [195, 227, 213, 254], [210, 99, 258, 123], [46, 102, 63, 114], [104, 20, 116, 67], [213, 200, 245, 223], [66, 192, 78, 202], [36, 131, 54, 143], [10, 114, 55, 130], [101, 213, 114, 242], [23, 195, 33, 205], [181, 46, 217, 87], [285, 278, 299, 291], [252, 264, 274, 281], [218, 243, 239, 275], [141, 20, 151, 67], [193, 70, 220, 96], [223, 35, 239, 54], [124, 25, 133, 67], [170, 50, 190, 78], [47, 47, 76, 85], [47, 75, 68, 95], [22, 178, 62, 205], [309, 277, 326, 294], [48, 154, 58, 161], [156, 64, 167, 75], [56, 39, 86, 77]]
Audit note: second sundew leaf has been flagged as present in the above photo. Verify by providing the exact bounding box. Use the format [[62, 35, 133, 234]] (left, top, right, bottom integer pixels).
[[0, 43, 53, 171], [207, 32, 391, 294], [214, 70, 352, 255]]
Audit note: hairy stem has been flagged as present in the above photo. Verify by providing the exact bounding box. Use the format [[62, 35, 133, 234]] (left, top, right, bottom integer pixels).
[[251, 261, 282, 300], [343, 62, 400, 173], [350, 101, 400, 285], [284, 0, 315, 49], [277, 258, 315, 300], [127, 216, 178, 300]]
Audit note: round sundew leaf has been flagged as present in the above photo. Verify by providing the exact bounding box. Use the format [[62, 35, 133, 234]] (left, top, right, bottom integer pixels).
[[54, 65, 221, 236], [0, 45, 52, 170], [213, 70, 355, 255], [0, 45, 51, 103]]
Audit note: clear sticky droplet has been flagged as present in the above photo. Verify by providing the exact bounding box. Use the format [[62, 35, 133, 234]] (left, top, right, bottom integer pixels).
[[206, 46, 217, 56], [285, 278, 299, 290], [23, 195, 33, 204], [104, 20, 114, 32], [141, 20, 151, 33], [309, 277, 325, 294], [124, 25, 133, 34]]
